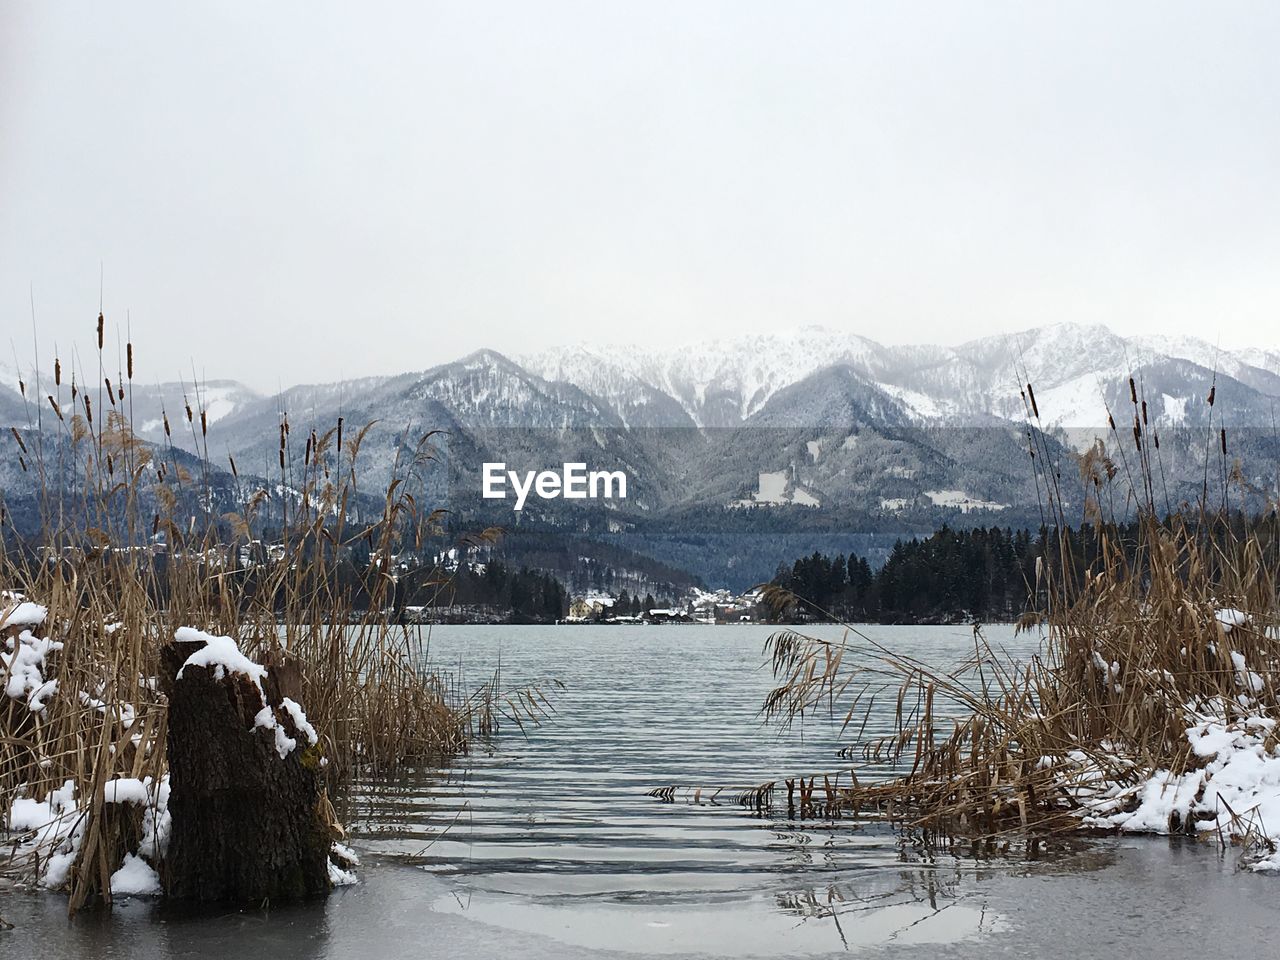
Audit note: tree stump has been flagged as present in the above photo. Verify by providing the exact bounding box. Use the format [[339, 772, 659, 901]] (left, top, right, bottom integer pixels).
[[161, 637, 332, 901]]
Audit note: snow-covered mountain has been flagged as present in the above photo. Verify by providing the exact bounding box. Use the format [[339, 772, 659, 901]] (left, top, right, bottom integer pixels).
[[5, 322, 1279, 527], [6, 322, 1279, 587], [523, 322, 1277, 431], [523, 327, 889, 428]]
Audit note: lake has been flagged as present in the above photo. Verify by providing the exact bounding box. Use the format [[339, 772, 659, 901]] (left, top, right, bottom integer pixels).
[[4, 624, 1277, 958]]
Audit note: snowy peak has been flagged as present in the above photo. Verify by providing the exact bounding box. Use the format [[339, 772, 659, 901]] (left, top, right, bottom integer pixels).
[[744, 363, 914, 430], [522, 327, 889, 428], [524, 322, 1278, 431], [403, 349, 623, 429]]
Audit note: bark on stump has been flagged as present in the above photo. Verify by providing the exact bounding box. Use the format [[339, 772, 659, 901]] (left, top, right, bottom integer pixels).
[[161, 640, 331, 901]]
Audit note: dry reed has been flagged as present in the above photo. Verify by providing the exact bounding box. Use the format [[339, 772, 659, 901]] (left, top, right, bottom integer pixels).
[[752, 370, 1280, 851], [0, 318, 549, 909]]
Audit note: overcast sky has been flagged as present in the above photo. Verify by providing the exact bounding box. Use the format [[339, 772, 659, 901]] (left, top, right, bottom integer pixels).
[[2, 1, 1278, 389]]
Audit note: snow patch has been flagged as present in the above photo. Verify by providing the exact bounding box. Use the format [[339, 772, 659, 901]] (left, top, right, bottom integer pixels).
[[1076, 712, 1280, 872], [923, 489, 1008, 513], [1161, 393, 1187, 425], [1, 601, 48, 629], [174, 628, 267, 689], [110, 853, 161, 896], [3, 628, 64, 711], [1215, 608, 1249, 633], [103, 777, 152, 805]]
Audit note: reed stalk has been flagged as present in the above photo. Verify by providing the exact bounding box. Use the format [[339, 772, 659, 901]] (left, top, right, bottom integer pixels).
[[1, 318, 549, 908]]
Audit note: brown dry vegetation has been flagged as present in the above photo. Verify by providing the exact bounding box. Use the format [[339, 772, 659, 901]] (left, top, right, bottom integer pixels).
[[0, 317, 549, 910], [753, 370, 1280, 850]]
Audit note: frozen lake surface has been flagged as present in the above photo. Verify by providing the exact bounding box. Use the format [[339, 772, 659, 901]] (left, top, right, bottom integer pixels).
[[5, 624, 1276, 957]]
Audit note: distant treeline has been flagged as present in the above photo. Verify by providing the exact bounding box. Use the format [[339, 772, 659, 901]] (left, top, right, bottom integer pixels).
[[771, 514, 1280, 624], [772, 526, 1038, 623], [408, 560, 568, 623]]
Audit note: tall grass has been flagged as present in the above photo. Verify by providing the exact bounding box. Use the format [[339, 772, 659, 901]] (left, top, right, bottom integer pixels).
[[1, 317, 548, 907], [754, 370, 1280, 846]]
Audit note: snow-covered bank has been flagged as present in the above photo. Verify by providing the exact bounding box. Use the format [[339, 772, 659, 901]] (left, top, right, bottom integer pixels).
[[1073, 710, 1280, 871], [3, 622, 353, 898], [1052, 609, 1280, 870]]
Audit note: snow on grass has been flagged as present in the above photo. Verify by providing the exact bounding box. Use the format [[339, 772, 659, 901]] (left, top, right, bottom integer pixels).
[[1076, 710, 1280, 871], [1, 601, 47, 629], [1215, 608, 1250, 633], [4, 778, 85, 889], [109, 853, 161, 896], [6, 779, 77, 832], [140, 776, 172, 862], [5, 774, 173, 892], [103, 777, 152, 806], [3, 628, 64, 712], [1230, 651, 1265, 694]]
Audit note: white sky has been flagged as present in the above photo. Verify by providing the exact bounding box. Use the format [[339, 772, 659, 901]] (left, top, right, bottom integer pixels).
[[2, 1, 1279, 389]]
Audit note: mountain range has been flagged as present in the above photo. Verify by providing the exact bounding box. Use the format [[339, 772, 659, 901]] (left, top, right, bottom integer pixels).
[[4, 322, 1278, 588]]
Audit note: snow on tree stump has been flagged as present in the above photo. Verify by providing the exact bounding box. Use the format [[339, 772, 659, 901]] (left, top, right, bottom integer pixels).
[[161, 628, 334, 901]]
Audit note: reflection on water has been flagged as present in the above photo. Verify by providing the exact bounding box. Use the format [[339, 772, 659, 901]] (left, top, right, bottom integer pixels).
[[345, 624, 1037, 953], [6, 625, 1278, 959]]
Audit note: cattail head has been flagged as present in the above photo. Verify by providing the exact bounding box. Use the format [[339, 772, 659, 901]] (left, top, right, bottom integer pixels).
[[1208, 385, 1216, 407], [97, 312, 104, 350], [54, 357, 61, 386], [1129, 378, 1137, 405], [200, 410, 207, 437], [47, 395, 63, 421], [229, 454, 238, 478], [1221, 427, 1227, 457], [1027, 383, 1039, 420], [163, 412, 171, 437], [126, 343, 134, 380], [1141, 400, 1148, 425], [10, 426, 27, 454]]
